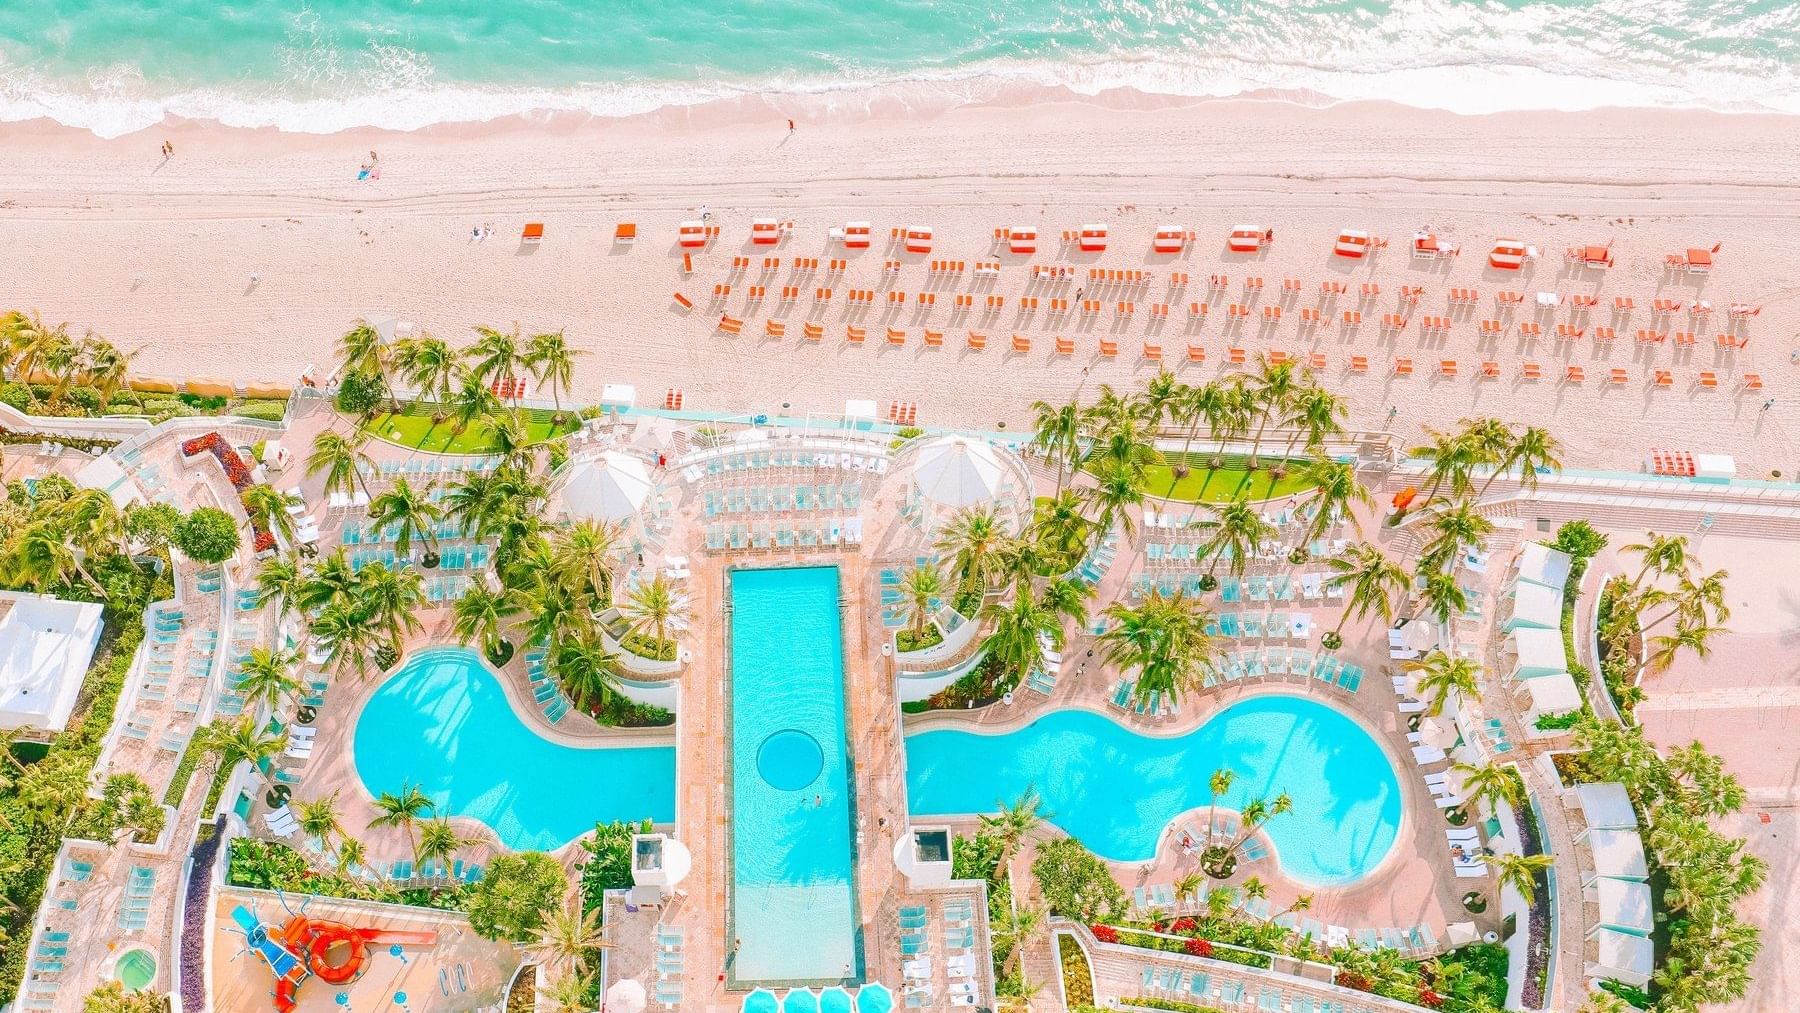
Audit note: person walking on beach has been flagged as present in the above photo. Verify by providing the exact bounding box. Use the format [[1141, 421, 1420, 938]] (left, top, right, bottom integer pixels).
[[160, 140, 173, 159], [787, 118, 795, 133]]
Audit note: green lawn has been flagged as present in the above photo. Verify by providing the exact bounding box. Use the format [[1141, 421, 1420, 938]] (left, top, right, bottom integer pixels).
[[364, 404, 580, 455], [1140, 454, 1318, 504]]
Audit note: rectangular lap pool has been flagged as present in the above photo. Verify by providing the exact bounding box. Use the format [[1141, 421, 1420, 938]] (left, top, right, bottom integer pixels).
[[728, 566, 863, 986]]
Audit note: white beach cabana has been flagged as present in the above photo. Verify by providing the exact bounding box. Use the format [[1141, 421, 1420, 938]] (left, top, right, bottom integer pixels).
[[1509, 542, 1572, 591], [555, 451, 653, 523], [73, 455, 143, 509], [1504, 627, 1567, 680], [1574, 782, 1640, 832], [844, 399, 879, 426], [0, 591, 104, 731], [1588, 928, 1655, 988], [1519, 671, 1582, 722], [1500, 580, 1562, 632], [606, 979, 648, 1013], [912, 436, 1005, 508], [1585, 829, 1649, 883], [1592, 878, 1653, 936]]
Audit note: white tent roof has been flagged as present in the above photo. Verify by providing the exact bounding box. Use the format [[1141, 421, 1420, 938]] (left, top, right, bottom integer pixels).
[[0, 592, 103, 731], [1587, 829, 1649, 881], [74, 455, 142, 509], [605, 978, 647, 1013], [1505, 581, 1562, 630], [844, 399, 878, 421], [1590, 927, 1655, 987], [1508, 627, 1566, 677], [1512, 542, 1573, 591], [1595, 878, 1653, 935], [1523, 672, 1582, 717], [1576, 782, 1640, 830], [913, 436, 1005, 508], [557, 451, 652, 522], [600, 383, 637, 408]]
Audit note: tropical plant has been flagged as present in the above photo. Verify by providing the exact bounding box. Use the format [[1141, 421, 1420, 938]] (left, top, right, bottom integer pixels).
[[355, 561, 427, 661], [465, 851, 571, 942], [1478, 425, 1562, 497], [467, 324, 526, 405], [1202, 768, 1236, 847], [293, 792, 344, 852], [547, 518, 620, 605], [1403, 651, 1482, 716], [1416, 568, 1468, 625], [367, 477, 444, 564], [980, 785, 1050, 896], [623, 574, 687, 650], [935, 504, 1009, 597], [1414, 426, 1483, 506], [1280, 383, 1348, 460], [551, 630, 621, 711], [241, 483, 301, 547], [173, 507, 241, 564], [524, 329, 583, 420], [452, 583, 520, 664], [236, 646, 301, 715], [1324, 542, 1409, 644], [306, 429, 374, 501], [1083, 459, 1147, 543], [1450, 761, 1519, 816], [1294, 454, 1368, 544], [1243, 357, 1300, 467], [1202, 793, 1292, 878], [1490, 852, 1553, 904], [1418, 498, 1495, 573], [391, 331, 461, 421], [416, 816, 474, 880], [898, 563, 945, 640], [307, 600, 377, 681], [529, 895, 610, 981], [1029, 397, 1087, 495], [368, 782, 434, 862], [1200, 496, 1274, 578], [448, 370, 503, 436], [1098, 590, 1219, 704], [980, 585, 1062, 689], [194, 716, 287, 785], [335, 318, 390, 392]]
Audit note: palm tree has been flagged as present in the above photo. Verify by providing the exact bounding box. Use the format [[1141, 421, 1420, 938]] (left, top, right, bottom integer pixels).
[[1325, 542, 1409, 644], [989, 900, 1044, 974], [1204, 793, 1292, 877], [449, 370, 503, 436], [1029, 397, 1086, 496], [1271, 892, 1315, 926], [1029, 490, 1090, 569], [336, 319, 389, 389], [543, 973, 598, 1013], [1168, 380, 1228, 486], [444, 468, 504, 539], [1281, 383, 1348, 460], [467, 324, 526, 405], [525, 329, 583, 422], [1038, 575, 1092, 633], [392, 331, 460, 422], [552, 630, 621, 710], [1082, 459, 1146, 544], [898, 563, 944, 643], [1137, 370, 1185, 432], [623, 575, 687, 652], [548, 519, 620, 605], [5, 311, 67, 396], [1173, 870, 1206, 908], [82, 336, 139, 412], [1416, 568, 1469, 626], [1085, 390, 1161, 477], [1491, 852, 1553, 904], [1295, 455, 1368, 546], [307, 430, 373, 501], [1, 521, 106, 595], [241, 484, 301, 547], [1419, 499, 1495, 572], [1403, 651, 1482, 716], [237, 646, 301, 716], [1099, 590, 1219, 705], [1450, 761, 1519, 815], [530, 896, 610, 981], [41, 333, 83, 410], [935, 505, 1008, 598], [415, 816, 473, 877], [1623, 531, 1694, 588], [59, 488, 126, 562], [1244, 357, 1300, 467], [1646, 619, 1724, 675], [452, 583, 520, 662], [367, 477, 445, 565], [195, 716, 287, 784], [979, 786, 1050, 893], [1573, 992, 1632, 1013], [1479, 425, 1561, 498], [356, 562, 428, 661], [334, 836, 368, 879], [293, 792, 344, 852], [980, 586, 1062, 688], [1638, 568, 1730, 638], [1201, 496, 1274, 579], [488, 409, 537, 473], [1414, 426, 1481, 506], [1203, 768, 1236, 847], [308, 600, 376, 681], [368, 782, 434, 861]]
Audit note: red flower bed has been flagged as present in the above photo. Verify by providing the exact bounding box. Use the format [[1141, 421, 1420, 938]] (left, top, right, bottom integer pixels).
[[1183, 937, 1213, 957], [1418, 989, 1444, 1009], [1090, 924, 1119, 944], [184, 432, 253, 491], [1336, 971, 1372, 993], [1169, 917, 1197, 933]]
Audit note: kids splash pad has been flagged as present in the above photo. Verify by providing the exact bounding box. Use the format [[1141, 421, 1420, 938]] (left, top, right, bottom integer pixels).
[[229, 903, 436, 1012]]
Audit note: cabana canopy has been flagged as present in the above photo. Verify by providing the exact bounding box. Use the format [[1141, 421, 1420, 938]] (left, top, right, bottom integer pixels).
[[1587, 829, 1649, 881], [1506, 627, 1565, 677], [556, 451, 652, 522], [1576, 782, 1640, 831], [913, 436, 1004, 507], [1511, 542, 1573, 591], [1590, 927, 1655, 987], [1522, 672, 1581, 718], [606, 979, 648, 1013], [1334, 230, 1372, 258], [1595, 878, 1653, 936], [1504, 581, 1562, 631]]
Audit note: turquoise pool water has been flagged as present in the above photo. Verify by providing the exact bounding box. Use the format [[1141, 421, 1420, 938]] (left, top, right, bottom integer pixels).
[[729, 567, 862, 985], [905, 695, 1401, 886], [353, 646, 675, 851]]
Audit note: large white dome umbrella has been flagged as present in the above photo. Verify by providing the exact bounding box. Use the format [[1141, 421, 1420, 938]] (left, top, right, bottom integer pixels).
[[912, 436, 1004, 508], [605, 978, 647, 1013], [559, 451, 653, 522]]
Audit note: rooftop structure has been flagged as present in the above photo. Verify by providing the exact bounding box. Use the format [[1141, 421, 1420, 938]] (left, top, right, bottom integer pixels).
[[0, 590, 103, 732]]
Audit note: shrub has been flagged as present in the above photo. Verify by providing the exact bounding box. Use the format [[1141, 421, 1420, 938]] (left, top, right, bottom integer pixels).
[[1534, 710, 1581, 731], [178, 392, 228, 412], [64, 387, 102, 413], [174, 507, 241, 563], [335, 371, 387, 415], [1115, 999, 1227, 1013], [139, 397, 196, 419], [0, 382, 30, 412], [1058, 934, 1095, 1006], [1184, 937, 1213, 957], [1550, 520, 1607, 560], [896, 626, 944, 652], [233, 399, 287, 422], [578, 817, 655, 912], [466, 852, 568, 941], [1032, 838, 1125, 922], [125, 501, 182, 551]]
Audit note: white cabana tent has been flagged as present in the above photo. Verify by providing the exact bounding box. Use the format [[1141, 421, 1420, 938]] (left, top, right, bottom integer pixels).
[[1593, 878, 1653, 936], [912, 436, 1004, 508], [1501, 581, 1563, 631], [605, 978, 648, 1013], [1585, 829, 1649, 882], [1505, 627, 1567, 679], [73, 455, 142, 509], [844, 399, 878, 424], [555, 451, 653, 522], [1520, 672, 1582, 721], [0, 592, 103, 731], [600, 383, 637, 410], [1575, 782, 1640, 832], [1588, 927, 1655, 988], [1510, 542, 1572, 591], [631, 415, 677, 451]]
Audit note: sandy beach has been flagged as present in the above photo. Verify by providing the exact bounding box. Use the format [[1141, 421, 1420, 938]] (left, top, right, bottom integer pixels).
[[1, 92, 1796, 472]]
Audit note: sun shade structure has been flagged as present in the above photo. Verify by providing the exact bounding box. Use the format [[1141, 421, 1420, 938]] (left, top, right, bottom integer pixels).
[[1575, 782, 1639, 831], [1589, 927, 1654, 988], [1505, 627, 1566, 679], [1007, 225, 1038, 254], [912, 436, 1005, 507], [783, 988, 821, 1013], [1501, 581, 1562, 631], [556, 451, 653, 522], [1153, 225, 1187, 253], [1585, 829, 1649, 882], [1594, 878, 1653, 936], [1488, 239, 1535, 270], [855, 983, 895, 1013], [606, 979, 648, 1013], [743, 989, 781, 1013], [1334, 229, 1373, 258], [1511, 542, 1572, 590], [1521, 673, 1581, 721], [819, 987, 855, 1013], [0, 591, 103, 731], [1228, 225, 1271, 252]]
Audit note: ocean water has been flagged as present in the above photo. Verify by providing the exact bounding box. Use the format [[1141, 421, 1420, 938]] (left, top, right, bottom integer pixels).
[[0, 0, 1797, 136]]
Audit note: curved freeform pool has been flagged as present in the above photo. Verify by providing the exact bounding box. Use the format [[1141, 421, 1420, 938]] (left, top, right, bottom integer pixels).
[[904, 694, 1402, 886], [353, 646, 676, 851]]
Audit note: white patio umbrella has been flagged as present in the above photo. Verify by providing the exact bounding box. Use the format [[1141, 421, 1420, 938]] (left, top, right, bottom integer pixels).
[[1418, 713, 1461, 751], [558, 451, 653, 522], [912, 436, 1004, 508], [1402, 618, 1442, 654], [606, 978, 647, 1013]]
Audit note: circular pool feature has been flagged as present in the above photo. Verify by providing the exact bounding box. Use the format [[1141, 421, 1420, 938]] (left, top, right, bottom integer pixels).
[[115, 948, 156, 991], [757, 729, 825, 791]]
